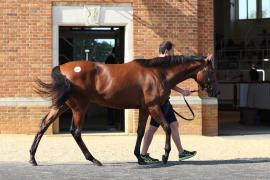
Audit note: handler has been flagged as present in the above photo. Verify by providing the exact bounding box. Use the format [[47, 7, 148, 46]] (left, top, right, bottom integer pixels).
[[140, 41, 197, 163]]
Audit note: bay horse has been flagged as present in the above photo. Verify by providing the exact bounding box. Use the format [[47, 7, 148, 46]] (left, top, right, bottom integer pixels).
[[29, 55, 218, 166]]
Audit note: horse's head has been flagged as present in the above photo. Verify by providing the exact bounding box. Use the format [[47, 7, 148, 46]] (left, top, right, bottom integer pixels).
[[195, 55, 219, 97]]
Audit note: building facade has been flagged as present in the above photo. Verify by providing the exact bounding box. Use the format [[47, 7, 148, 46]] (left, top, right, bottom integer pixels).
[[0, 0, 217, 135]]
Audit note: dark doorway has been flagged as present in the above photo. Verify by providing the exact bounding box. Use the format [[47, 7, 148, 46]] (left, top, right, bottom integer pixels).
[[58, 26, 125, 132], [214, 1, 270, 135]]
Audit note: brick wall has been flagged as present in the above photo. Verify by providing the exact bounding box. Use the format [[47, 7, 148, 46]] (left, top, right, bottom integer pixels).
[[198, 0, 214, 55], [0, 0, 216, 135], [0, 1, 52, 97], [0, 106, 50, 134], [133, 0, 200, 91], [202, 103, 218, 136]]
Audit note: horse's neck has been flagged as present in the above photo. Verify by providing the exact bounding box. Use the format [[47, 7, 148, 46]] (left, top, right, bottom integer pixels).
[[164, 61, 203, 88]]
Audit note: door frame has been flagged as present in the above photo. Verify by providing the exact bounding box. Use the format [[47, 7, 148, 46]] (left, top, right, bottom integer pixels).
[[52, 4, 133, 134]]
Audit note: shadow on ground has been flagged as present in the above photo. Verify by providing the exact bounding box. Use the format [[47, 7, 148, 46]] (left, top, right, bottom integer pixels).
[[4, 158, 270, 168], [118, 158, 270, 169]]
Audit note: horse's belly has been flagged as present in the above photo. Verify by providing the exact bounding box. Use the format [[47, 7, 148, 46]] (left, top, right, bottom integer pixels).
[[95, 99, 141, 109], [95, 95, 142, 109]]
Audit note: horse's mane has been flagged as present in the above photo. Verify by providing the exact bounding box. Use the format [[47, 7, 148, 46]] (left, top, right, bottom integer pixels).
[[135, 55, 205, 68]]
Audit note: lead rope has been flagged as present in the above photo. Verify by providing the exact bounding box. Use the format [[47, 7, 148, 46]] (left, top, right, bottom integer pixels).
[[173, 90, 198, 121]]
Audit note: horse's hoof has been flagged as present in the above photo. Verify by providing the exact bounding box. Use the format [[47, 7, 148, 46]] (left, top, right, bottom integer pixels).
[[93, 159, 103, 166], [162, 155, 168, 164], [29, 158, 38, 166]]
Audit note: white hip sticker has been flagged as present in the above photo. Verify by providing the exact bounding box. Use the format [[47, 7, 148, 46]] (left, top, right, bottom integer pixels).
[[74, 66, 81, 73]]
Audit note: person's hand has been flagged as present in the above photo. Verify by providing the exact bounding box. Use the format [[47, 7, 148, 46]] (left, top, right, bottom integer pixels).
[[181, 89, 191, 96], [205, 54, 213, 62]]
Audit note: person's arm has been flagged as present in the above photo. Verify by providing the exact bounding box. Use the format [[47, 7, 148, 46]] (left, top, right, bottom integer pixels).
[[173, 55, 205, 63], [172, 86, 191, 96], [173, 54, 213, 63]]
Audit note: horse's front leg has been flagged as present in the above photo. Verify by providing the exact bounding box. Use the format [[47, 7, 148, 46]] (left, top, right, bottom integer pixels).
[[134, 108, 148, 165], [148, 105, 171, 164]]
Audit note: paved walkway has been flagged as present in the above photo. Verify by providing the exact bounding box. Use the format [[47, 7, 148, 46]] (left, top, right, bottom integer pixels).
[[1, 134, 270, 163], [1, 160, 270, 180], [0, 134, 270, 179]]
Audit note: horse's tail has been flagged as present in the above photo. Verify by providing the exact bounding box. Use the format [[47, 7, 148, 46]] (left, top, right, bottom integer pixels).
[[34, 66, 72, 108]]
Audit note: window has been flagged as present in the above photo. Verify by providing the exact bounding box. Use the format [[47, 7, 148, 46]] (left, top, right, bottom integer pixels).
[[239, 0, 248, 19], [238, 0, 257, 19], [262, 0, 270, 18], [248, 0, 257, 19], [236, 0, 270, 20]]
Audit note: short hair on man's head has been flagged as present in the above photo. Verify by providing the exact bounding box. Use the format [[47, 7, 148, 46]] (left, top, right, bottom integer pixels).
[[159, 41, 174, 54]]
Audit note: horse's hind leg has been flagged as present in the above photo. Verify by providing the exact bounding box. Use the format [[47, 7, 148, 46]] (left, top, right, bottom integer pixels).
[[70, 111, 102, 166], [134, 108, 148, 165], [148, 105, 171, 164], [29, 104, 69, 166], [162, 125, 171, 164]]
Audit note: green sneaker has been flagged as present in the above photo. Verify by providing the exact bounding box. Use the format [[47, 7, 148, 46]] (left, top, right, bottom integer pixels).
[[179, 150, 197, 161], [140, 153, 159, 163]]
